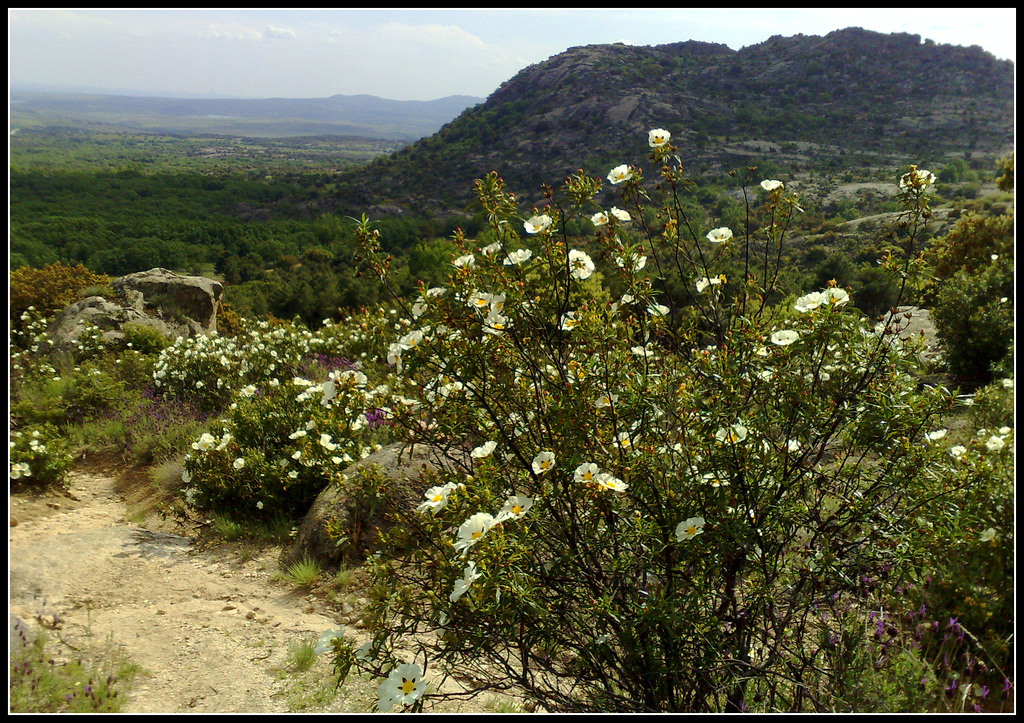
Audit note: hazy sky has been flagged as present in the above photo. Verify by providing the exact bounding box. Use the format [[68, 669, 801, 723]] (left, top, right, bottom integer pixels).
[[8, 8, 1017, 101]]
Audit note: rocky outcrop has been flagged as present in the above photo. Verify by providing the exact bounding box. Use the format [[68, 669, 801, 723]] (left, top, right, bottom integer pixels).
[[292, 443, 468, 567], [47, 268, 222, 351]]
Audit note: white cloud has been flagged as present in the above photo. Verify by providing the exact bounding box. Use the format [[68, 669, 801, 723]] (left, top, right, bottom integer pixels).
[[200, 23, 263, 41], [264, 25, 297, 40]]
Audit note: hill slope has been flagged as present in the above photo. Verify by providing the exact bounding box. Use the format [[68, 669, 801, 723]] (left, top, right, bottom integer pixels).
[[335, 28, 1014, 215]]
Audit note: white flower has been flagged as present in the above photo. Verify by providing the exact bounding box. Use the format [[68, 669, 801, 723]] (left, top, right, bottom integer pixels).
[[795, 291, 825, 312], [450, 561, 483, 603], [574, 462, 600, 484], [376, 662, 426, 712], [594, 473, 628, 493], [770, 330, 799, 346], [470, 440, 497, 459], [240, 384, 257, 397], [524, 214, 553, 234], [233, 457, 245, 469], [560, 311, 580, 331], [980, 528, 998, 543], [481, 241, 502, 256], [985, 435, 1006, 452], [532, 451, 556, 475], [648, 303, 669, 317], [949, 445, 967, 459], [760, 179, 784, 192], [616, 253, 648, 272], [648, 128, 671, 147], [320, 381, 337, 406], [676, 516, 705, 541], [706, 227, 733, 243], [567, 249, 595, 280], [503, 248, 533, 266], [899, 168, 936, 191], [256, 500, 264, 510], [823, 287, 850, 307], [314, 627, 345, 655], [924, 430, 947, 443], [416, 483, 457, 515], [696, 276, 725, 294], [591, 211, 610, 227], [483, 309, 511, 335], [319, 433, 338, 451], [454, 512, 496, 553], [1001, 378, 1013, 389], [399, 329, 425, 349], [610, 207, 631, 222], [192, 432, 217, 452], [453, 253, 475, 268], [716, 423, 748, 444], [595, 392, 618, 409], [607, 164, 633, 185], [496, 494, 534, 522]]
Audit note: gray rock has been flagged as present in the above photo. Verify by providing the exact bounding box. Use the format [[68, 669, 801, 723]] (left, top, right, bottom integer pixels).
[[291, 442, 468, 568], [47, 268, 222, 351]]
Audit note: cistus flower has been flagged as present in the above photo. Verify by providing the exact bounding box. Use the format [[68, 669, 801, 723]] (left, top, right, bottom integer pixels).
[[454, 512, 496, 554], [610, 207, 631, 222], [607, 164, 633, 185], [567, 249, 595, 280], [899, 167, 936, 191], [450, 561, 482, 603], [696, 276, 725, 293], [524, 214, 552, 234], [706, 227, 733, 243], [314, 626, 345, 655], [574, 462, 600, 484], [591, 211, 610, 227], [503, 248, 533, 266], [676, 516, 705, 541], [760, 179, 784, 192], [496, 494, 533, 523], [532, 451, 556, 474], [648, 128, 671, 147], [716, 423, 748, 444], [470, 440, 497, 459], [770, 330, 800, 346], [376, 662, 427, 712], [416, 483, 457, 515], [594, 473, 628, 492]]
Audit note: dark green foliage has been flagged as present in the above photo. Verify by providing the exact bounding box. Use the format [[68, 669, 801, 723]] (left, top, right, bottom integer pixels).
[[930, 261, 1013, 385]]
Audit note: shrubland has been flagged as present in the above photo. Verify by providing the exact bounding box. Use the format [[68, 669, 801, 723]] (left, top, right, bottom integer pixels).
[[8, 130, 1013, 713]]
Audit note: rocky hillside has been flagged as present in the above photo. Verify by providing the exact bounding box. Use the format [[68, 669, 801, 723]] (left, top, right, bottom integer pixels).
[[334, 28, 1014, 215]]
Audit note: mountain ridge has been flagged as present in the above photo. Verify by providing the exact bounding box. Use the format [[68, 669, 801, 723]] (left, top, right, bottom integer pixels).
[[8, 91, 484, 141], [332, 27, 1013, 216]]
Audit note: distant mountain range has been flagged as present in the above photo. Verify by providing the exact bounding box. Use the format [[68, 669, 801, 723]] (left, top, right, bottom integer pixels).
[[328, 28, 1014, 216], [8, 90, 484, 140]]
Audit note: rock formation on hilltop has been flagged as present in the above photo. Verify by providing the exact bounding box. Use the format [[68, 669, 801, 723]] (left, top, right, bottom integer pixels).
[[332, 28, 1014, 215]]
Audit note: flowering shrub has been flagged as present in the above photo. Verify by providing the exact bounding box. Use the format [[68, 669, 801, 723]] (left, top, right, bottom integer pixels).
[[153, 313, 396, 413], [179, 341, 398, 521], [9, 424, 73, 490], [320, 134, 1012, 712]]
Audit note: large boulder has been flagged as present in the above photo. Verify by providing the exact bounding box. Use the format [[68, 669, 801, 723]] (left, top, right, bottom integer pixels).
[[47, 268, 222, 351], [291, 442, 468, 568]]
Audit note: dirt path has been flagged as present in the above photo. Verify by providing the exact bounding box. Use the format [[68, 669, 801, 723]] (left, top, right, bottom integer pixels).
[[9, 467, 395, 713]]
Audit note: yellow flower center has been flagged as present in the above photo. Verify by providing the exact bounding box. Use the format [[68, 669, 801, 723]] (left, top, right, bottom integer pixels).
[[401, 678, 416, 695], [512, 505, 523, 514]]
